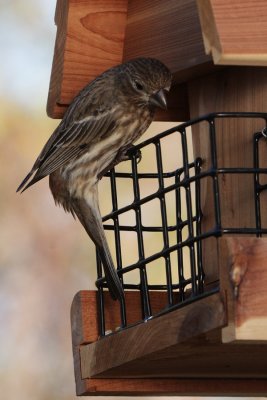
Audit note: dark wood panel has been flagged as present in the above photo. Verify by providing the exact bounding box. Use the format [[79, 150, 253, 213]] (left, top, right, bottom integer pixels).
[[123, 0, 212, 83]]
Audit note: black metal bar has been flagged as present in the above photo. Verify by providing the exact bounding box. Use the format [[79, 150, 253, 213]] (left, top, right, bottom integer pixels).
[[105, 161, 197, 179], [109, 169, 123, 277], [96, 250, 105, 336], [103, 216, 198, 232], [103, 166, 267, 223], [180, 127, 198, 296], [109, 169, 127, 328], [195, 157, 204, 292], [253, 133, 262, 236], [120, 112, 267, 154], [121, 278, 193, 291], [155, 140, 173, 306], [209, 119, 222, 232], [175, 170, 186, 300], [131, 154, 151, 319]]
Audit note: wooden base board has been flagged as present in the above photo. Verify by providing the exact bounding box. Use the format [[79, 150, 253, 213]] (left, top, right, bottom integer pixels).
[[71, 291, 267, 396], [71, 237, 267, 395], [77, 378, 267, 396]]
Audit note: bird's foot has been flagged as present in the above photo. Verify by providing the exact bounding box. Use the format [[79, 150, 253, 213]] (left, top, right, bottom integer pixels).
[[97, 146, 142, 181], [125, 146, 142, 164]]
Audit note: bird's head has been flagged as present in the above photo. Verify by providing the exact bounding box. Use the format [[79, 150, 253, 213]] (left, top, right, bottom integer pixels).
[[119, 58, 172, 110]]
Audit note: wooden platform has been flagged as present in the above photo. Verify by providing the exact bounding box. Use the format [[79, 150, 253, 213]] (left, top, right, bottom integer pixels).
[[71, 237, 267, 396]]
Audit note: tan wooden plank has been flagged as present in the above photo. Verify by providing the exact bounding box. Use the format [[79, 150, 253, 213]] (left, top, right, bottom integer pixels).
[[79, 292, 226, 378], [47, 0, 69, 118], [71, 290, 184, 394], [219, 237, 267, 343], [47, 0, 128, 118], [78, 377, 267, 396], [71, 290, 184, 344], [197, 0, 267, 65]]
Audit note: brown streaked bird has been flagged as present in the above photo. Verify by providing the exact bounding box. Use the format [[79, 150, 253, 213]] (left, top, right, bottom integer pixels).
[[17, 57, 172, 301]]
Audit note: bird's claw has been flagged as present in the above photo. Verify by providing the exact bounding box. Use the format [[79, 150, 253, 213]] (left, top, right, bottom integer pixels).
[[125, 147, 142, 164]]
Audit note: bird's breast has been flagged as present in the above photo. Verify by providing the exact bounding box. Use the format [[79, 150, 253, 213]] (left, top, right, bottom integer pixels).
[[59, 107, 153, 199]]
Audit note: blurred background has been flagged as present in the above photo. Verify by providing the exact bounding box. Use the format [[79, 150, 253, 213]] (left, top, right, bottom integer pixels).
[[0, 1, 263, 400]]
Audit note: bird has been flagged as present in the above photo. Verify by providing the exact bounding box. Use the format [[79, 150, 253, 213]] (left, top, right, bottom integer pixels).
[[17, 57, 172, 302]]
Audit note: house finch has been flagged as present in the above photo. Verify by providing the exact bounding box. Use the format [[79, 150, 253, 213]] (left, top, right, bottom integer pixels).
[[17, 57, 172, 301]]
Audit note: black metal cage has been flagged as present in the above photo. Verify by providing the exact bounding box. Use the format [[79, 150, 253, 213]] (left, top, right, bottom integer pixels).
[[96, 112, 267, 336]]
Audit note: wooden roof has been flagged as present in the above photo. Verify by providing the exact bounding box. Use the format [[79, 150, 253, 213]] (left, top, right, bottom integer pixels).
[[47, 0, 267, 118]]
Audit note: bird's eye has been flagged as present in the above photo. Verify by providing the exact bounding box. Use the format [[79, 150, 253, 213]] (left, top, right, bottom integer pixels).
[[134, 81, 144, 91]]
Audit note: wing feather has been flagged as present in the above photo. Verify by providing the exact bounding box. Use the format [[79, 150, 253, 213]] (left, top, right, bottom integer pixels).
[[17, 105, 118, 192]]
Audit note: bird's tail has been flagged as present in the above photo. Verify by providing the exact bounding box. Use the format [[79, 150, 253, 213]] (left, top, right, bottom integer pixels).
[[71, 188, 124, 302]]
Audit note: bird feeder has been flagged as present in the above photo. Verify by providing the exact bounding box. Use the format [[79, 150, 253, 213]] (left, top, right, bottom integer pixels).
[[48, 0, 267, 396]]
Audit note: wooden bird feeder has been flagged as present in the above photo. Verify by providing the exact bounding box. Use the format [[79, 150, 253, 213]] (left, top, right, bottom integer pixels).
[[47, 0, 267, 396]]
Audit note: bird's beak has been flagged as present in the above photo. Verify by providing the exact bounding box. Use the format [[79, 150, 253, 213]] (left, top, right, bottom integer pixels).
[[149, 89, 168, 110]]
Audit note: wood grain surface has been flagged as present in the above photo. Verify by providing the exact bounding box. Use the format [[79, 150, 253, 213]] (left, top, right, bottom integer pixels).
[[71, 284, 267, 395], [78, 292, 226, 378], [188, 67, 267, 285], [47, 0, 128, 118], [220, 237, 267, 342], [47, 0, 212, 119], [123, 0, 212, 82], [78, 377, 267, 396], [197, 0, 267, 65]]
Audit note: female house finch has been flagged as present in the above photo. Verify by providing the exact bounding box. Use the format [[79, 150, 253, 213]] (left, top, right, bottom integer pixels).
[[17, 58, 172, 301]]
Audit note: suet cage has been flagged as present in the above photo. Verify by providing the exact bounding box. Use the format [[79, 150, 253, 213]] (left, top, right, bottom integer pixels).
[[96, 112, 267, 336]]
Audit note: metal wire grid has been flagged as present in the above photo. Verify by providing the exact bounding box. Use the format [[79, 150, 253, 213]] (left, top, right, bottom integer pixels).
[[96, 112, 267, 336]]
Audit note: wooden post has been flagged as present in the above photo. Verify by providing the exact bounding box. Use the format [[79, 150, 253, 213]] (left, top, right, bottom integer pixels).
[[188, 67, 267, 285]]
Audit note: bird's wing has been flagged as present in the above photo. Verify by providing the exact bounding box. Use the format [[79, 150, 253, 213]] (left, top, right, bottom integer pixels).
[[17, 107, 118, 192]]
